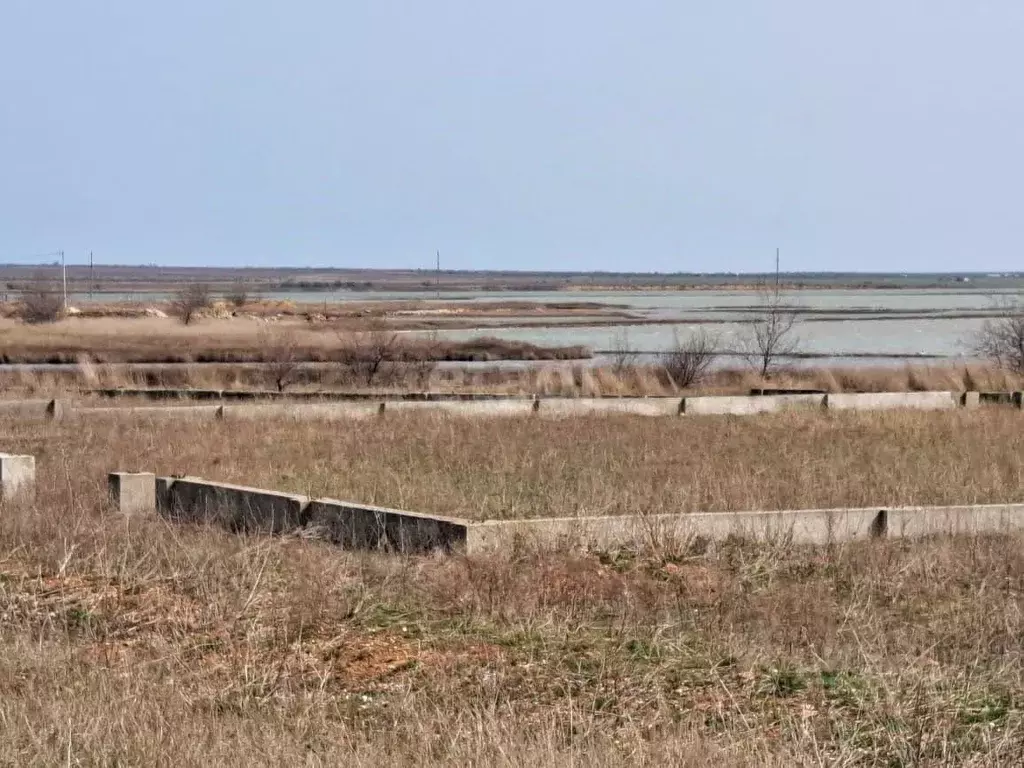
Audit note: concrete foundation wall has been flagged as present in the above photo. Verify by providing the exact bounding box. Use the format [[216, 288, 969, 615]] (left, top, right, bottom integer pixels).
[[466, 503, 1024, 554], [305, 499, 470, 553], [156, 476, 309, 534], [76, 405, 223, 420], [219, 403, 382, 421], [466, 507, 886, 554], [824, 391, 957, 411], [885, 504, 1024, 537], [683, 394, 825, 415], [385, 400, 538, 417], [6, 389, 1014, 424], [540, 398, 681, 417], [0, 399, 56, 420]]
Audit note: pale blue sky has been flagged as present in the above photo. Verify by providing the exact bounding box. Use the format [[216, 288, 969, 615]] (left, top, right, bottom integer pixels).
[[2, 2, 1022, 272]]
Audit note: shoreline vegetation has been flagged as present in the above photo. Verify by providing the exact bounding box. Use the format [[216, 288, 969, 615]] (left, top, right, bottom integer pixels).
[[2, 359, 1021, 400]]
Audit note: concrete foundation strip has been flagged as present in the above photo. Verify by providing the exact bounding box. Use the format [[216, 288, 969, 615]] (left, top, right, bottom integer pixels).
[[104, 472, 1024, 556], [0, 389, 1013, 422]]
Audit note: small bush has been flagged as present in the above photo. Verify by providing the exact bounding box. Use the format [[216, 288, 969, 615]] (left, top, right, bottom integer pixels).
[[171, 283, 211, 326], [660, 329, 718, 389], [20, 276, 64, 324]]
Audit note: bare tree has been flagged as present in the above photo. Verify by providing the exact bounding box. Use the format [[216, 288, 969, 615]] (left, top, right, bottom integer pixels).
[[660, 329, 718, 388], [973, 298, 1024, 372], [742, 283, 800, 378], [226, 281, 248, 309], [262, 329, 303, 392], [171, 283, 211, 326], [19, 274, 64, 324]]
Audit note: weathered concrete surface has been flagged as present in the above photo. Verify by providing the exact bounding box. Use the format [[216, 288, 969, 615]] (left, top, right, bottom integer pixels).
[[466, 504, 1024, 554], [961, 391, 981, 409], [108, 472, 156, 515], [750, 388, 828, 396], [384, 400, 538, 417], [90, 387, 532, 403], [218, 403, 382, 421], [305, 499, 470, 553], [75, 405, 222, 420], [979, 392, 1018, 405], [824, 391, 957, 411], [682, 394, 825, 415], [466, 508, 886, 554], [0, 399, 54, 420], [0, 453, 35, 503], [539, 398, 681, 417], [885, 504, 1024, 537], [156, 476, 309, 534]]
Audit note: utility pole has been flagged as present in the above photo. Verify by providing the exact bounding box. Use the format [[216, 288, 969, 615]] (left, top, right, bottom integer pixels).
[[435, 250, 441, 300], [61, 250, 67, 309], [775, 247, 780, 289], [89, 250, 94, 300]]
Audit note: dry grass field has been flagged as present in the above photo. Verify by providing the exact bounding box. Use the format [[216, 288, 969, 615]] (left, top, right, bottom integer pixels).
[[5, 409, 1024, 521], [2, 410, 1024, 764]]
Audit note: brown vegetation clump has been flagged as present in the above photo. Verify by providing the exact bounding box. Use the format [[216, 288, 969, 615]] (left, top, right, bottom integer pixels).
[[18, 274, 64, 324], [170, 282, 212, 325], [0, 410, 1024, 763]]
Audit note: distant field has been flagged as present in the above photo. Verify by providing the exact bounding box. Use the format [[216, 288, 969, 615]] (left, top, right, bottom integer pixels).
[[2, 263, 1022, 297]]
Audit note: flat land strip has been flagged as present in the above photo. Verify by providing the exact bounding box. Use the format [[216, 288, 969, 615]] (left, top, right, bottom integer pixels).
[[4, 409, 1024, 521], [1, 408, 1024, 763]]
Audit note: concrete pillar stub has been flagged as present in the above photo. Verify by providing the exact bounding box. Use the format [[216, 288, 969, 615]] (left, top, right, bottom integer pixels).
[[108, 472, 157, 515], [0, 453, 35, 503]]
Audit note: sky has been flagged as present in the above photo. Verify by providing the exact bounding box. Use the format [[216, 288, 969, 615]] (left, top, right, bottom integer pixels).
[[2, 2, 1022, 273]]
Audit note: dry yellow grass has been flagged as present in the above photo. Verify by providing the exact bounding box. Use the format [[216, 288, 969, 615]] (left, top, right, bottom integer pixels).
[[4, 409, 1024, 521], [1, 409, 1024, 763]]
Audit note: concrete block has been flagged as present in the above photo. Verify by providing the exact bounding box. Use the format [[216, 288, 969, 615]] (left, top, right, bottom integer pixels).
[[0, 453, 35, 503], [682, 394, 824, 415], [824, 391, 957, 411], [539, 398, 682, 417], [156, 476, 309, 534], [108, 472, 156, 515], [961, 391, 981, 409], [305, 499, 470, 553]]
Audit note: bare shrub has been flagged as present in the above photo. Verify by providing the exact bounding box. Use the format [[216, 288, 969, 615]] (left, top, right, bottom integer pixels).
[[742, 283, 800, 378], [19, 274, 64, 324], [261, 329, 303, 392], [973, 299, 1024, 373], [660, 329, 718, 389], [609, 328, 638, 374], [340, 322, 401, 387], [171, 283, 211, 326], [226, 281, 249, 309], [409, 332, 440, 389]]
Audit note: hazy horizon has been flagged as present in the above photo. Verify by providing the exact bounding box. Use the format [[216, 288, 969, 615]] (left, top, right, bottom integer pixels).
[[3, 2, 1023, 272]]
